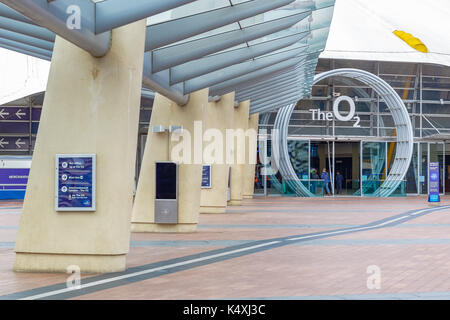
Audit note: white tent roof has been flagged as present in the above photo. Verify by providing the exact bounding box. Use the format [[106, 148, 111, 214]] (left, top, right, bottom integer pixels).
[[0, 48, 49, 105], [320, 0, 450, 67], [1, 0, 449, 106]]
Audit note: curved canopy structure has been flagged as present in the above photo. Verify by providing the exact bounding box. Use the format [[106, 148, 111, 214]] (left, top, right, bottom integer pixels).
[[0, 0, 336, 109], [273, 68, 414, 197]]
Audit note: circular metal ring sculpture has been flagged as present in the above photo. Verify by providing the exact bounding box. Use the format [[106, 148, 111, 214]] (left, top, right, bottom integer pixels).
[[273, 68, 414, 197]]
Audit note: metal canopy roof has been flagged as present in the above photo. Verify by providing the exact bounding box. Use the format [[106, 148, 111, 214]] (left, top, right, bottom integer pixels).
[[0, 0, 335, 114]]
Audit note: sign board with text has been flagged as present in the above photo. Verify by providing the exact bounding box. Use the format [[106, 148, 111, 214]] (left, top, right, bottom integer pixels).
[[428, 162, 440, 203], [201, 165, 212, 189], [55, 154, 96, 211], [0, 168, 29, 190]]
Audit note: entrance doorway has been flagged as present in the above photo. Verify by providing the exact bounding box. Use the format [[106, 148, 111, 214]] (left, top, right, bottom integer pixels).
[[309, 141, 361, 196]]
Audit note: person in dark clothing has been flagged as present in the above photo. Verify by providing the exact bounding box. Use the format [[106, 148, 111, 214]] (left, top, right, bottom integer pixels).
[[321, 168, 331, 196], [310, 168, 320, 194], [335, 171, 344, 194]]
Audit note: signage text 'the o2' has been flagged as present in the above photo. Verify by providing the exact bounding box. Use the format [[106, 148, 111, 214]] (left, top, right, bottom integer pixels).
[[309, 96, 361, 128]]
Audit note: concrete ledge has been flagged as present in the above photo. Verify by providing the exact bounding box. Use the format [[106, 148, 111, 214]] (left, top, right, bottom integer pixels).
[[243, 195, 254, 199], [131, 223, 197, 233], [14, 252, 126, 274], [199, 206, 227, 214], [227, 200, 242, 206]]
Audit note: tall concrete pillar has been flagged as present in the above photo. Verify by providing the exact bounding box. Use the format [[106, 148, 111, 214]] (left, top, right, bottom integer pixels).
[[131, 89, 208, 233], [200, 92, 235, 214], [243, 113, 259, 199], [227, 100, 250, 206], [14, 20, 147, 273]]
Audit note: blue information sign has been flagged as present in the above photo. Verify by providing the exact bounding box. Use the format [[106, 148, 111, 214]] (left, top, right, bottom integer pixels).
[[0, 168, 29, 189], [201, 165, 211, 189], [428, 162, 440, 203], [55, 154, 96, 211]]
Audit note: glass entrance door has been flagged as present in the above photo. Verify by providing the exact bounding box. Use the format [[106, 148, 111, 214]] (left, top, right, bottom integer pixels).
[[333, 142, 361, 195], [309, 141, 361, 196], [361, 142, 387, 196]]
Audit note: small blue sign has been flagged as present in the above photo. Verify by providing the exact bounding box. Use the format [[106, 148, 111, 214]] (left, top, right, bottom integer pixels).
[[0, 168, 29, 190], [201, 165, 211, 189], [55, 154, 96, 211], [428, 162, 440, 203]]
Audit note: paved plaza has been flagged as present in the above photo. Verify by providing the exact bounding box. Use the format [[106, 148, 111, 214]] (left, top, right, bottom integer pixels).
[[2, 196, 450, 300]]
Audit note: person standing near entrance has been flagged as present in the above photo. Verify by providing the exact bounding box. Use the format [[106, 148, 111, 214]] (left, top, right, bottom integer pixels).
[[321, 168, 331, 196], [335, 171, 344, 194], [310, 168, 320, 194]]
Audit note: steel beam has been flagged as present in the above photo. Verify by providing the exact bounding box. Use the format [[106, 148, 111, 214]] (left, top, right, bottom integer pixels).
[[234, 64, 315, 96], [0, 0, 110, 57], [142, 54, 189, 106], [0, 16, 54, 42], [233, 67, 303, 94], [146, 0, 296, 50], [169, 33, 309, 84], [149, 11, 310, 71], [0, 3, 33, 24], [236, 76, 304, 101], [209, 57, 308, 96], [0, 28, 53, 51], [183, 47, 306, 94], [250, 86, 304, 106], [95, 0, 198, 34], [0, 42, 50, 60], [211, 67, 298, 97], [235, 66, 309, 93], [250, 94, 304, 114], [0, 37, 52, 58]]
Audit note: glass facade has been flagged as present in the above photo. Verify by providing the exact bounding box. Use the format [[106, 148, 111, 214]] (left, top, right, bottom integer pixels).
[[259, 58, 450, 197]]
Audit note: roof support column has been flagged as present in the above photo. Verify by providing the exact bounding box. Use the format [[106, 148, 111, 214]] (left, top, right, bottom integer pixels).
[[14, 19, 148, 273], [243, 113, 260, 199], [228, 100, 251, 206], [132, 88, 209, 233], [200, 92, 236, 214]]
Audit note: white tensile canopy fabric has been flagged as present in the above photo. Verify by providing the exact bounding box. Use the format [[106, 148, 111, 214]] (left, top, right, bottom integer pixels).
[[0, 48, 49, 105], [1, 0, 449, 106], [321, 0, 450, 67]]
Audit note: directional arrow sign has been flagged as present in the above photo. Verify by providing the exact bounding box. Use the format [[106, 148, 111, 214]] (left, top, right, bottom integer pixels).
[[15, 138, 26, 148], [0, 109, 9, 119], [15, 109, 26, 119], [0, 138, 9, 148], [0, 107, 30, 120], [0, 137, 29, 150]]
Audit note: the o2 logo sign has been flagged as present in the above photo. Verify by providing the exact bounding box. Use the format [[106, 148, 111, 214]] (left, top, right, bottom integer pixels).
[[309, 96, 361, 128]]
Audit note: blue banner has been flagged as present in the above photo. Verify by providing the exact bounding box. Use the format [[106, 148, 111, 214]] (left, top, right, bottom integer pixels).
[[428, 162, 440, 203], [56, 155, 96, 211], [0, 168, 29, 190]]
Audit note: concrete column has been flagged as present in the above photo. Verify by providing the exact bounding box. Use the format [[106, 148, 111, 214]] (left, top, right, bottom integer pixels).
[[227, 100, 250, 206], [243, 113, 259, 199], [200, 92, 235, 214], [131, 89, 208, 233], [14, 20, 147, 273]]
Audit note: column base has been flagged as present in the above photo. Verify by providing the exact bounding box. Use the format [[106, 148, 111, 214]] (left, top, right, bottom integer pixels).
[[227, 200, 242, 206], [14, 252, 126, 274], [199, 206, 227, 214], [243, 195, 254, 199], [131, 223, 197, 233]]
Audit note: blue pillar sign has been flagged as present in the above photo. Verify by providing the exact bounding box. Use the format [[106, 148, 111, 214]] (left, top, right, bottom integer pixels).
[[55, 154, 96, 211], [201, 165, 212, 189], [428, 162, 440, 203]]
